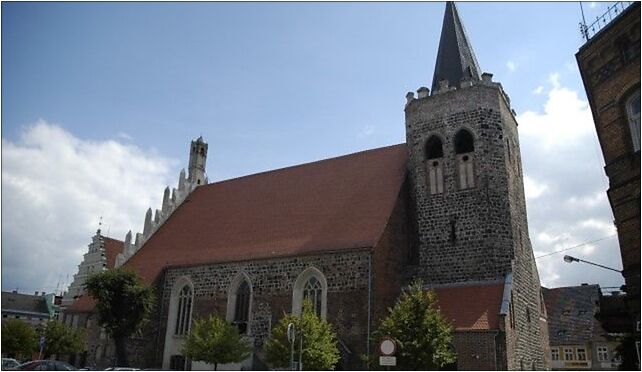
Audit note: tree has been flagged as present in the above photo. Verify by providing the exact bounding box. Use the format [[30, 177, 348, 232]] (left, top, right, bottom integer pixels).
[[1, 319, 37, 358], [264, 300, 340, 370], [181, 314, 251, 370], [373, 281, 456, 370], [40, 320, 86, 358], [84, 268, 155, 367]]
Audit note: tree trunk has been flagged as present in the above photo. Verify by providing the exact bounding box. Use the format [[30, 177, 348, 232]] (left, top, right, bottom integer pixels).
[[114, 335, 129, 367]]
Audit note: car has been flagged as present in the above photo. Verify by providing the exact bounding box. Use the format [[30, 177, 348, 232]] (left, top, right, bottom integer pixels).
[[11, 360, 77, 370], [2, 358, 20, 369]]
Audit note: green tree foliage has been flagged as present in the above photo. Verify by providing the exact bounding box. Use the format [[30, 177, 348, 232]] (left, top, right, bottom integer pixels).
[[264, 300, 340, 370], [181, 314, 251, 370], [1, 319, 37, 357], [40, 320, 86, 358], [615, 333, 639, 371], [373, 281, 456, 370], [84, 268, 155, 367]]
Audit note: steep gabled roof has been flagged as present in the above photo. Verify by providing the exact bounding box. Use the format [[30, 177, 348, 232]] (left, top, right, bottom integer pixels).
[[432, 281, 505, 331], [124, 144, 408, 284], [431, 2, 482, 92], [542, 285, 602, 345]]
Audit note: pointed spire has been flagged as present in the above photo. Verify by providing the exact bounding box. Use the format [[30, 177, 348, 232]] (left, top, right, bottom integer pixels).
[[431, 2, 482, 93]]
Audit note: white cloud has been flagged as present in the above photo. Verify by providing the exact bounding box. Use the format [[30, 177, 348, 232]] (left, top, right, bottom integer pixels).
[[1, 121, 176, 293], [532, 86, 544, 95], [518, 73, 594, 148], [506, 61, 517, 72], [519, 72, 623, 289], [589, 2, 597, 9], [118, 132, 133, 141], [524, 174, 549, 200]]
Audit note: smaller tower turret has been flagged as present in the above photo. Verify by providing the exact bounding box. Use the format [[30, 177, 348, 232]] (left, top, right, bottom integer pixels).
[[188, 136, 208, 186]]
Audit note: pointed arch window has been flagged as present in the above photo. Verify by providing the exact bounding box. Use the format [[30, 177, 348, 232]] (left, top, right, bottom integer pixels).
[[626, 89, 640, 152], [454, 129, 475, 189], [292, 267, 327, 318], [425, 136, 444, 194], [233, 281, 250, 334], [174, 285, 193, 336]]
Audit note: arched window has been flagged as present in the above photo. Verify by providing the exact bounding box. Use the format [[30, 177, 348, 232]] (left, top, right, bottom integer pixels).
[[292, 267, 327, 318], [626, 90, 640, 152], [454, 129, 475, 189], [233, 281, 250, 334], [425, 136, 444, 194], [226, 273, 253, 335], [175, 285, 193, 336]]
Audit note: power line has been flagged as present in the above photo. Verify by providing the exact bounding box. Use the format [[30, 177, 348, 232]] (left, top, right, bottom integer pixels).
[[535, 234, 617, 259]]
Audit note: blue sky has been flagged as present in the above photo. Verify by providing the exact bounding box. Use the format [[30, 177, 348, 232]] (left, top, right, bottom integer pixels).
[[2, 2, 626, 294]]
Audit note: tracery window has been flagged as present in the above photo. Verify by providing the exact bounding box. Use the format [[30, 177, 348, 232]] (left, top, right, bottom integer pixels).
[[425, 136, 444, 194], [233, 280, 251, 334], [303, 277, 323, 317], [454, 129, 475, 189], [292, 267, 327, 318], [174, 285, 193, 336], [626, 90, 640, 152]]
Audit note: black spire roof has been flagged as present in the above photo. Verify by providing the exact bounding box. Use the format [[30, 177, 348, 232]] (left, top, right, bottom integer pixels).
[[431, 2, 482, 93]]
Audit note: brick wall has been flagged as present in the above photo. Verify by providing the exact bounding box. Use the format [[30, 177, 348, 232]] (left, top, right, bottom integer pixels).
[[453, 331, 499, 370]]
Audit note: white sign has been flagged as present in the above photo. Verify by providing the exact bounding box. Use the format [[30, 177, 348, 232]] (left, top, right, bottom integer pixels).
[[379, 356, 396, 366], [379, 338, 396, 356]]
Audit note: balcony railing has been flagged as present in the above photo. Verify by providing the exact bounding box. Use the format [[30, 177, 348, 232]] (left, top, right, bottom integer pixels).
[[580, 1, 635, 41]]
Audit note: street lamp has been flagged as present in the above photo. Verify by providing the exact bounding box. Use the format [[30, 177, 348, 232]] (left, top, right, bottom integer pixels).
[[563, 255, 622, 273]]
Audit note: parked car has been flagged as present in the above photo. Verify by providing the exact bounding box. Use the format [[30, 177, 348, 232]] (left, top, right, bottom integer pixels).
[[2, 358, 20, 369], [11, 360, 77, 370]]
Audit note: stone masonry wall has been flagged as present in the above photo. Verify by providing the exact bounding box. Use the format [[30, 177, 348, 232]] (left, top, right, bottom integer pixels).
[[453, 331, 499, 370], [405, 83, 514, 284], [156, 250, 372, 369]]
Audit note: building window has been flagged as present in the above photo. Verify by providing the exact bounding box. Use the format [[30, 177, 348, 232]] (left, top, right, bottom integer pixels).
[[526, 307, 531, 323], [174, 285, 193, 336], [509, 292, 515, 329], [233, 280, 251, 334], [564, 348, 574, 361], [454, 129, 475, 190], [551, 348, 560, 361], [425, 135, 444, 194], [292, 267, 327, 318], [626, 90, 641, 152], [576, 348, 587, 361], [597, 346, 609, 361]]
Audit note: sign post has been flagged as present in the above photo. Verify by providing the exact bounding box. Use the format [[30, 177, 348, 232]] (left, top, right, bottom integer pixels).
[[378, 337, 396, 369], [38, 336, 46, 360], [287, 323, 296, 371]]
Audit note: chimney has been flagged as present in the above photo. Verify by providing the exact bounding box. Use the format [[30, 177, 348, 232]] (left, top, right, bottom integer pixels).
[[34, 291, 39, 296], [581, 283, 588, 286]]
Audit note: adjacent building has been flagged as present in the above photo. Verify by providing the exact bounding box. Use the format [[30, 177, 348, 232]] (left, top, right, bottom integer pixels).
[[575, 2, 640, 363], [2, 291, 54, 327]]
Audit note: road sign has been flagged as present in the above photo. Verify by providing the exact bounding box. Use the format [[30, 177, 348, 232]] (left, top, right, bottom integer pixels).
[[379, 337, 396, 356], [379, 356, 397, 366], [287, 323, 295, 343], [39, 336, 46, 348]]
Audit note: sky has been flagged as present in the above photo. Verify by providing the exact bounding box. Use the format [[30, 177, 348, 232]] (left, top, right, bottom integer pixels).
[[1, 1, 627, 295]]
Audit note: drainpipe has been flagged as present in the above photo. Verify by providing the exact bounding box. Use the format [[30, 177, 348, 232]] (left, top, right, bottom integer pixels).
[[366, 252, 372, 369]]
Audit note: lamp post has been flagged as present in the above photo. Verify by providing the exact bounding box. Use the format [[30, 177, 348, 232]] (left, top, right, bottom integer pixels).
[[563, 255, 623, 273]]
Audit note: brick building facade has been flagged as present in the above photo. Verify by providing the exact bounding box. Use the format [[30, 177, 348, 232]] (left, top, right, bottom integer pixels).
[[65, 2, 550, 370], [575, 1, 640, 363]]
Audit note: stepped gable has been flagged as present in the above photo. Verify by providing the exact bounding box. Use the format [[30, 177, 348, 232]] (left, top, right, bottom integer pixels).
[[65, 237, 123, 313], [432, 281, 505, 330], [124, 144, 408, 284]]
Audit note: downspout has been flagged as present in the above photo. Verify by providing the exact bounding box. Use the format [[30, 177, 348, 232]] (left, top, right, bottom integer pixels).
[[366, 251, 372, 369]]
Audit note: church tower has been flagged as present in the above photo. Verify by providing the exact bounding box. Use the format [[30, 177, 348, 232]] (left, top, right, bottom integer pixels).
[[188, 136, 208, 186], [405, 2, 548, 369]]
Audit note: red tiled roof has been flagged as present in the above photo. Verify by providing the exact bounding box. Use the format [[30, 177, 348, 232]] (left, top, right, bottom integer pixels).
[[125, 144, 408, 284], [432, 282, 505, 331], [65, 237, 123, 313], [65, 294, 96, 313]]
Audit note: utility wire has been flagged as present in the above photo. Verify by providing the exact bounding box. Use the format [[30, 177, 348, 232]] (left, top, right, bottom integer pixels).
[[535, 234, 617, 259]]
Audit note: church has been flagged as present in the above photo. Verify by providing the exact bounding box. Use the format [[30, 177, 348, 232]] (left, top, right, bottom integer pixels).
[[63, 2, 550, 370]]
